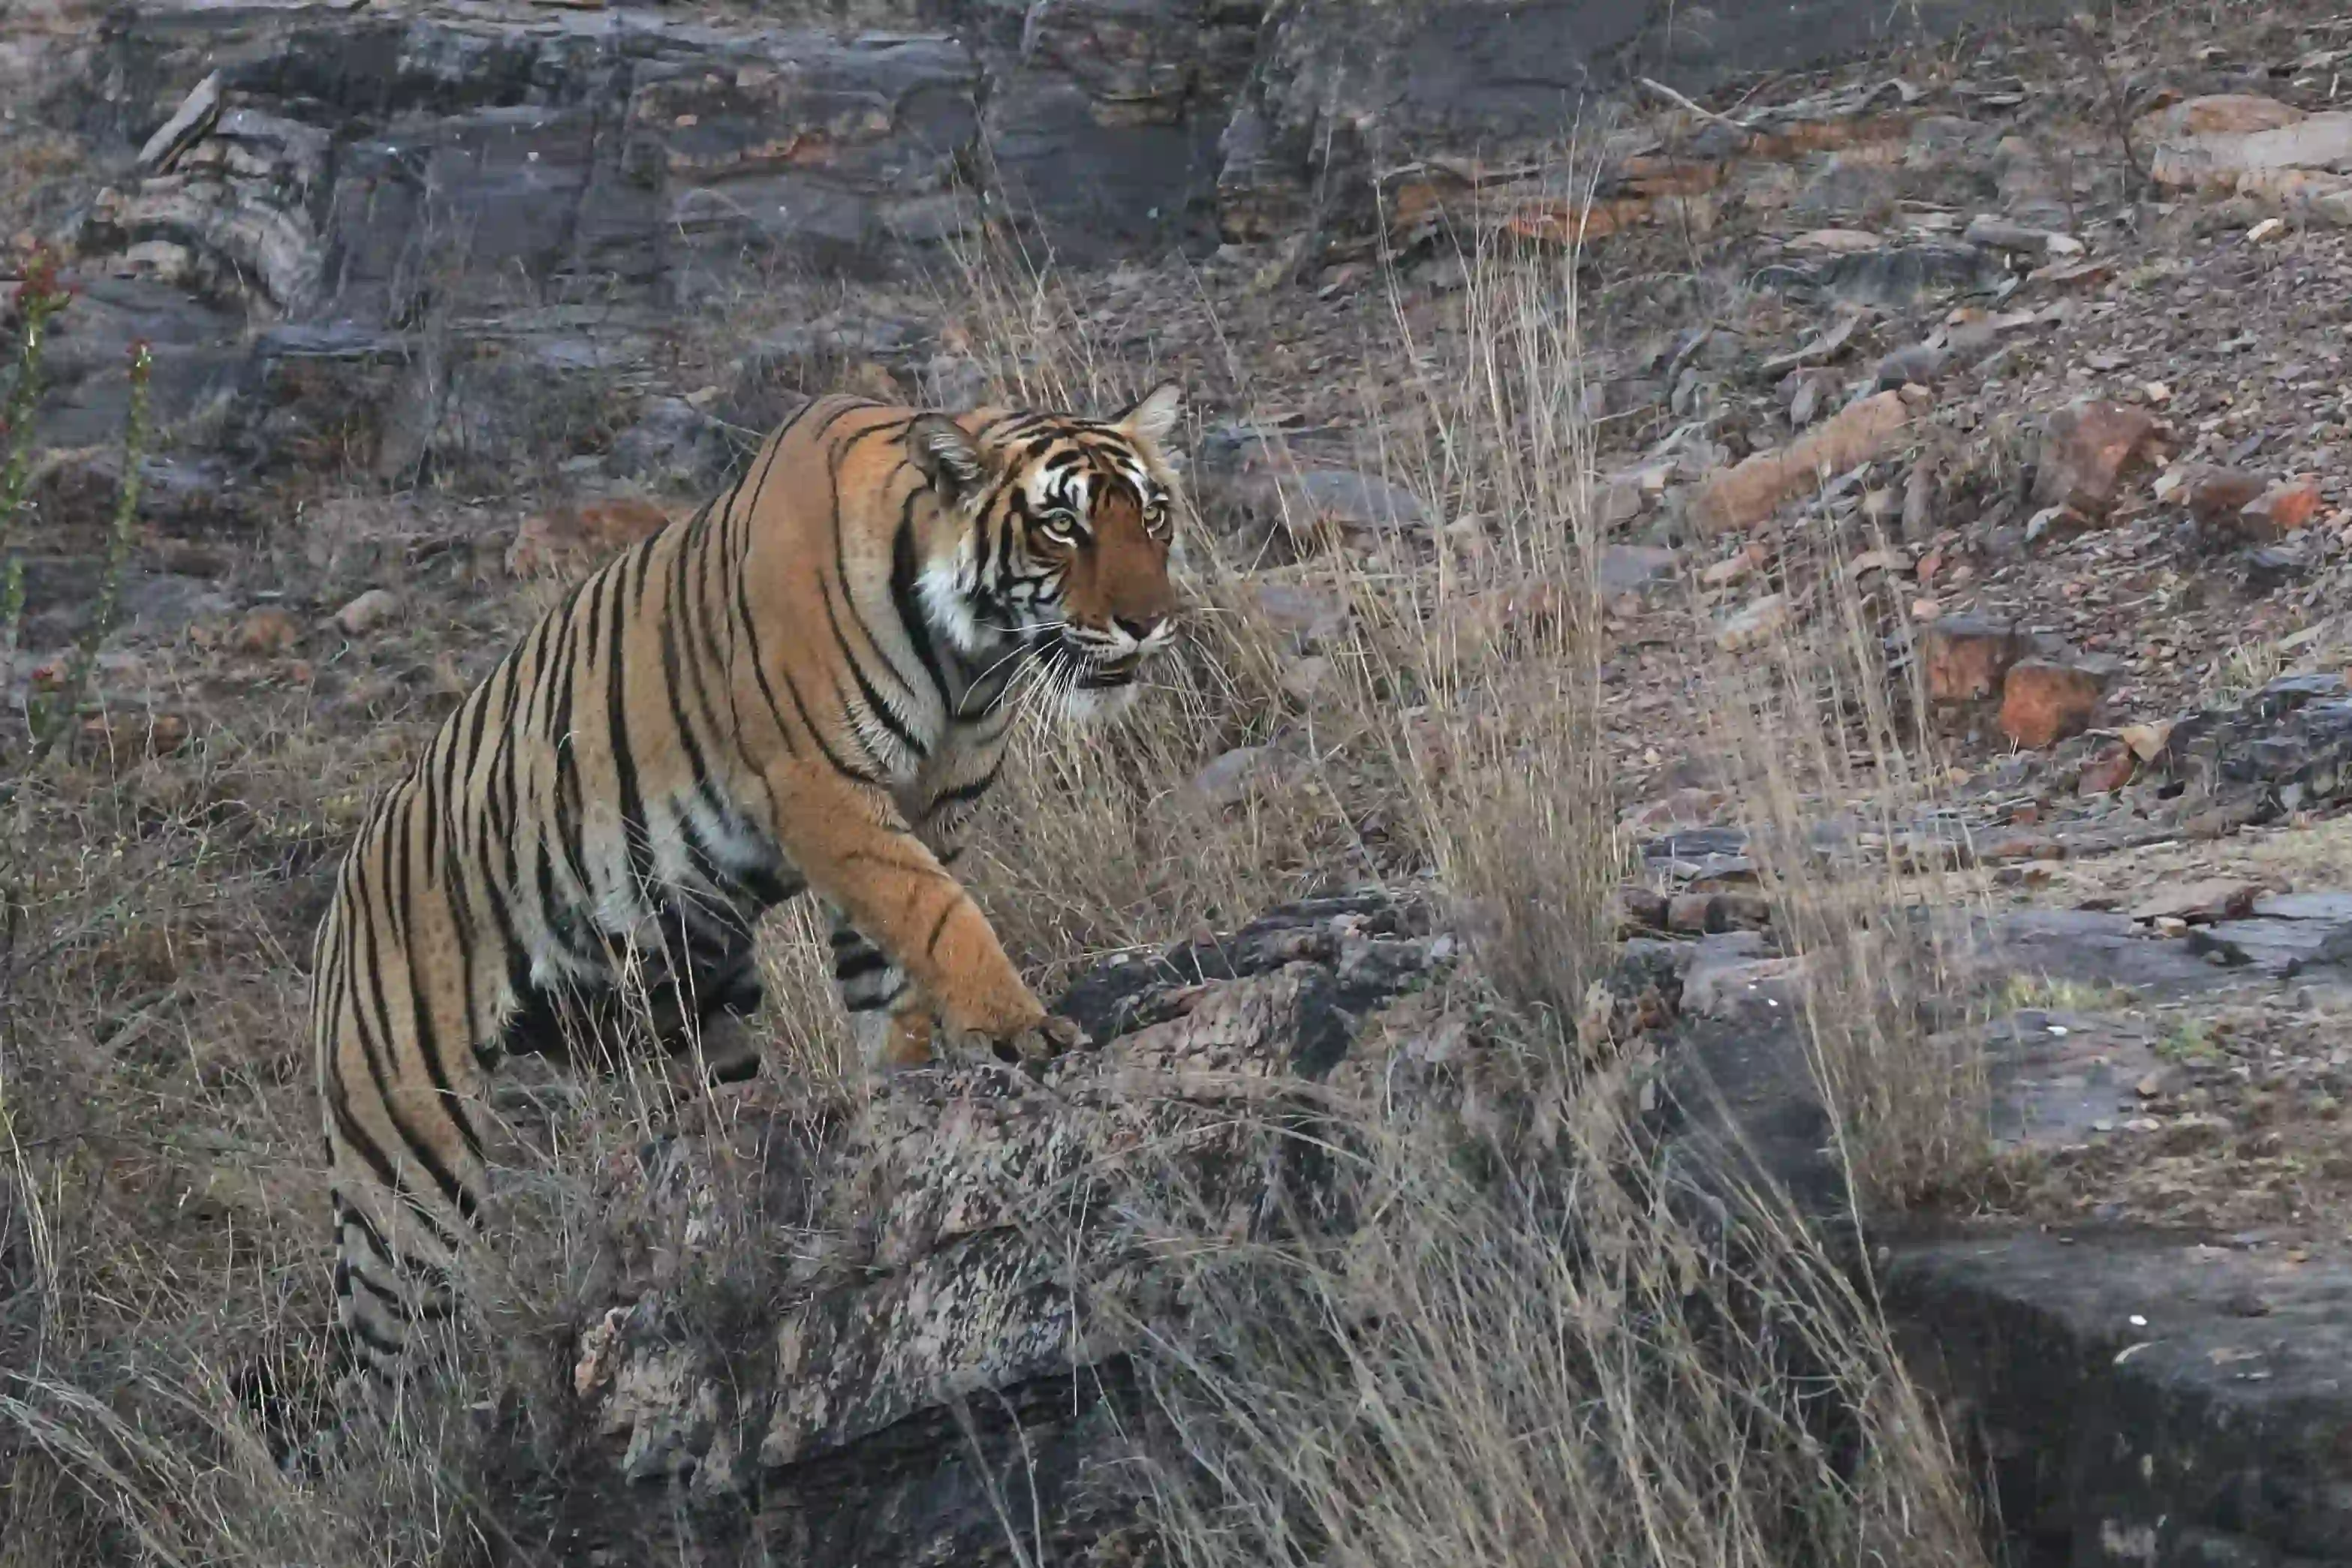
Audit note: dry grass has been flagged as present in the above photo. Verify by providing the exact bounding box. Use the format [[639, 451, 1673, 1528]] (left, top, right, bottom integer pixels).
[[1, 182, 1997, 1564], [1689, 497, 1995, 1209], [1124, 1067, 1985, 1568]]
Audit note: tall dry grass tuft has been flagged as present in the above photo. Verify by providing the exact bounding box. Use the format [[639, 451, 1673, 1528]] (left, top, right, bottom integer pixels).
[[1692, 512, 1992, 1210], [1348, 225, 1619, 1024]]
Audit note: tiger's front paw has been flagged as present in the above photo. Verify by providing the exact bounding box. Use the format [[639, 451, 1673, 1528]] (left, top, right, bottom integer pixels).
[[962, 1013, 1091, 1066]]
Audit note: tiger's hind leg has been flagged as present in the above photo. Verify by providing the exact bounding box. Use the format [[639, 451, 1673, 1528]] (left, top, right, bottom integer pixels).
[[654, 942, 766, 1087], [312, 862, 492, 1425], [306, 1173, 466, 1479]]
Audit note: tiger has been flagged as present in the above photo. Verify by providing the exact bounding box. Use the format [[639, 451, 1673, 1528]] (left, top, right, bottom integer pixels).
[[307, 384, 1185, 1387]]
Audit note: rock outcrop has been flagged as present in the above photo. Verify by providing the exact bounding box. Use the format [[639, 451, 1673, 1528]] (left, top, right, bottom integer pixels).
[[543, 893, 1458, 1565]]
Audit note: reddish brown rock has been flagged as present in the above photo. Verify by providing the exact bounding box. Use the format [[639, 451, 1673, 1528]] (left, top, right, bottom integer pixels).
[[507, 495, 676, 578], [2181, 464, 2269, 525], [1918, 615, 2029, 705], [231, 606, 302, 656], [2000, 659, 2104, 748], [1980, 831, 2060, 863], [2239, 481, 2323, 541], [2031, 399, 2161, 518], [80, 712, 192, 769], [2077, 739, 2138, 794], [1688, 390, 1914, 535]]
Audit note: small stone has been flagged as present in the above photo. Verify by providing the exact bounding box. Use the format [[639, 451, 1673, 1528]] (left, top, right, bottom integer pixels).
[[2180, 464, 2269, 524], [1789, 375, 1825, 428], [2129, 877, 2263, 925], [1289, 470, 1428, 534], [1187, 746, 1304, 807], [2239, 480, 2322, 540], [1280, 656, 1334, 706], [1715, 593, 1790, 652], [80, 712, 192, 768], [1254, 583, 1348, 642], [2313, 188, 2352, 229], [2077, 739, 2137, 794], [2000, 658, 2104, 748], [1443, 584, 1566, 658], [1902, 456, 1937, 539], [1700, 546, 1764, 588], [2120, 721, 2173, 762], [2025, 504, 2087, 543], [231, 606, 302, 656], [1962, 214, 2074, 256], [2243, 546, 2307, 592], [1875, 343, 1947, 390], [2031, 399, 2162, 519], [1919, 614, 2029, 704], [334, 588, 403, 637], [1787, 228, 1884, 252], [2246, 215, 2288, 244], [1598, 544, 1680, 597], [1980, 831, 2055, 862]]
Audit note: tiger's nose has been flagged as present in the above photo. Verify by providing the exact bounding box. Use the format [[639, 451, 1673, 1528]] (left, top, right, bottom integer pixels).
[[1113, 612, 1166, 642]]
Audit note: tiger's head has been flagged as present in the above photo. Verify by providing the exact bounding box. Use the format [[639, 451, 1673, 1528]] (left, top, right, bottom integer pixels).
[[907, 384, 1184, 721]]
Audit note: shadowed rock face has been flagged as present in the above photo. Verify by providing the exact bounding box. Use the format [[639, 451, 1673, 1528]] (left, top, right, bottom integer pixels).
[[17, 0, 2052, 480]]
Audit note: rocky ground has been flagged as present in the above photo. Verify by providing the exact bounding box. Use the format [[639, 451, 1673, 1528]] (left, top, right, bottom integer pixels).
[[11, 0, 2352, 1563]]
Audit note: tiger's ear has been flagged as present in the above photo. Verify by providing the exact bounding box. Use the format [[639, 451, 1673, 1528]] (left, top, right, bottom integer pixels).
[[1115, 382, 1184, 453], [907, 414, 989, 505]]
